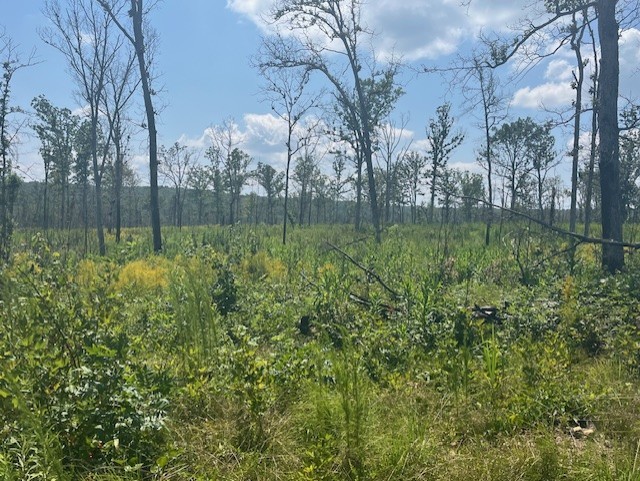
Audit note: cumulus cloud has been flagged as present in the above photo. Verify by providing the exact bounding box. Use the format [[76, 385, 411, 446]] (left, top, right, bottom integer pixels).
[[544, 58, 574, 83], [511, 83, 574, 109], [244, 113, 288, 147], [226, 0, 531, 62], [620, 28, 640, 98]]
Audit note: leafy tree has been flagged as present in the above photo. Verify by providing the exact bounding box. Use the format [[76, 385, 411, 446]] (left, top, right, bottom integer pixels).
[[31, 96, 78, 231], [74, 119, 93, 253], [225, 148, 252, 224], [399, 151, 427, 224], [256, 162, 284, 225], [492, 117, 542, 211], [187, 164, 212, 225], [529, 122, 558, 221], [425, 103, 464, 223], [438, 167, 460, 224], [329, 152, 351, 223], [619, 129, 640, 221], [458, 171, 485, 222]]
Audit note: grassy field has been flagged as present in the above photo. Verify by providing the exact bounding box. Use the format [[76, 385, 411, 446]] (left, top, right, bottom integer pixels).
[[1, 223, 640, 480]]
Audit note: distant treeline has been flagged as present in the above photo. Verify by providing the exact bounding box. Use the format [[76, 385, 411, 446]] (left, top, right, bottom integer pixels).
[[13, 179, 599, 233]]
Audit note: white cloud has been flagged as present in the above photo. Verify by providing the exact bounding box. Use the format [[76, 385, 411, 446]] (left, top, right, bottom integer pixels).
[[512, 82, 574, 109], [544, 58, 574, 83], [226, 0, 269, 27], [226, 0, 531, 62], [244, 113, 288, 147], [620, 28, 640, 99]]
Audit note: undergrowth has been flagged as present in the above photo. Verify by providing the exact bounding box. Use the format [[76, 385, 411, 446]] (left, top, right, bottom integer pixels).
[[2, 223, 640, 480]]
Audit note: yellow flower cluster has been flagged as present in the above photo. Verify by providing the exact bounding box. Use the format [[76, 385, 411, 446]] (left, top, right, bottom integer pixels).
[[113, 258, 169, 294]]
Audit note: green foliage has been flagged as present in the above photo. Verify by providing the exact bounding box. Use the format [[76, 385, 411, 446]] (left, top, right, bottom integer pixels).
[[3, 224, 640, 480], [0, 236, 169, 477]]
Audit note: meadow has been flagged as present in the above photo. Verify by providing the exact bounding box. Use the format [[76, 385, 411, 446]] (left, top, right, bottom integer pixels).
[[1, 223, 640, 480]]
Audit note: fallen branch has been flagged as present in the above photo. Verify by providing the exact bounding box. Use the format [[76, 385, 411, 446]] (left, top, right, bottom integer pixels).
[[326, 242, 402, 299], [457, 194, 640, 250]]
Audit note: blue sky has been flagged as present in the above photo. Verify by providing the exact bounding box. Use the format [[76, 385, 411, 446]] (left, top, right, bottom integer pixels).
[[3, 0, 640, 198]]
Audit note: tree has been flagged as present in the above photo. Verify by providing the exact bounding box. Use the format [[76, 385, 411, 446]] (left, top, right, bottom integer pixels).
[[187, 164, 211, 225], [293, 150, 317, 226], [43, 0, 121, 255], [264, 0, 403, 242], [206, 118, 244, 225], [74, 119, 93, 253], [256, 162, 284, 225], [31, 96, 78, 231], [0, 34, 30, 261], [529, 122, 558, 221], [253, 61, 318, 243], [377, 116, 411, 226], [619, 129, 640, 221], [483, 0, 626, 271], [458, 171, 485, 222], [225, 148, 252, 224], [399, 151, 427, 224], [583, 17, 600, 237], [467, 59, 506, 245], [492, 117, 543, 211], [425, 103, 464, 223], [101, 42, 139, 243], [597, 0, 624, 271], [160, 142, 194, 229], [329, 151, 351, 223], [568, 11, 588, 233], [438, 167, 461, 224], [98, 0, 162, 252]]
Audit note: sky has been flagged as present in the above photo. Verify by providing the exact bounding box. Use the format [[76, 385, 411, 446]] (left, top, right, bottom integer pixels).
[[3, 0, 640, 196]]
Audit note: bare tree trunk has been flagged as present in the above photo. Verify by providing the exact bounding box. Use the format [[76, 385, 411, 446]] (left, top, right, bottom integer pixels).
[[130, 1, 161, 251], [584, 19, 599, 238], [569, 16, 585, 233], [597, 0, 624, 272], [115, 141, 123, 243], [91, 112, 106, 255], [355, 155, 362, 231], [283, 150, 292, 244]]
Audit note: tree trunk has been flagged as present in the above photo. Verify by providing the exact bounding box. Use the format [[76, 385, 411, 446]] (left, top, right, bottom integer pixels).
[[115, 140, 123, 243], [43, 169, 49, 231], [132, 0, 161, 252], [355, 155, 362, 231], [90, 110, 106, 256], [484, 121, 493, 246], [283, 148, 292, 244], [429, 168, 437, 223], [569, 18, 585, 233], [597, 0, 624, 272]]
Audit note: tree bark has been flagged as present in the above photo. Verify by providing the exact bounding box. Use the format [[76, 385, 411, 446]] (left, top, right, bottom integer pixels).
[[569, 17, 585, 233], [131, 0, 161, 252], [597, 0, 624, 272]]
